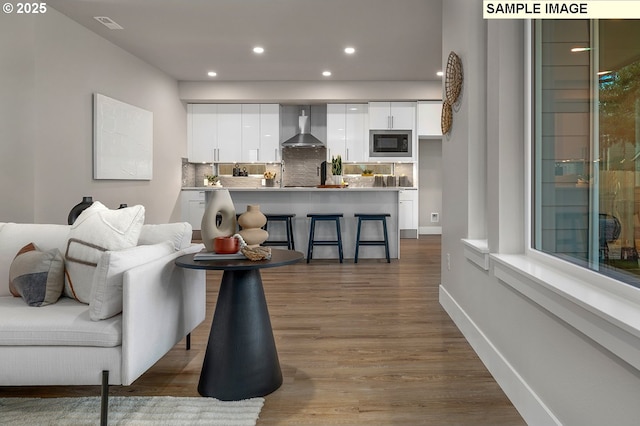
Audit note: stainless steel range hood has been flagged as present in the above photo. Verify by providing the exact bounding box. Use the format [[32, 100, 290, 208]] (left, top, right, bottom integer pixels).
[[281, 108, 324, 148]]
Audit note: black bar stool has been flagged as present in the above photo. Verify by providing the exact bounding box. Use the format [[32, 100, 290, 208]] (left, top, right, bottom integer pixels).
[[306, 214, 344, 263], [354, 213, 391, 263], [262, 213, 296, 250]]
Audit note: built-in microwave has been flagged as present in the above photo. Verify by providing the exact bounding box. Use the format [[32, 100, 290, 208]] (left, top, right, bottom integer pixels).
[[369, 130, 412, 157]]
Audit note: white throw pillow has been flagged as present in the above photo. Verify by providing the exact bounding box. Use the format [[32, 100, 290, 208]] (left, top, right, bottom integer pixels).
[[64, 202, 145, 303], [138, 222, 193, 250], [89, 241, 175, 321]]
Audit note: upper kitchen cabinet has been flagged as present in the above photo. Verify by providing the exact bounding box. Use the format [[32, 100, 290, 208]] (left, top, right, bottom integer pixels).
[[188, 104, 279, 163], [188, 104, 241, 163], [417, 101, 442, 138], [326, 104, 368, 162], [216, 104, 243, 161], [188, 104, 217, 163], [369, 102, 416, 130], [241, 104, 260, 162], [241, 104, 280, 162], [258, 104, 280, 162]]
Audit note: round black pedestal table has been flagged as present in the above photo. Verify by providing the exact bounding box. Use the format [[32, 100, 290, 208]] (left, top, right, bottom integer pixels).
[[175, 249, 303, 400]]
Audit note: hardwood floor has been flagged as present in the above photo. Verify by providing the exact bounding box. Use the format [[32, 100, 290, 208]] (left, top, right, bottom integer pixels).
[[0, 236, 525, 425]]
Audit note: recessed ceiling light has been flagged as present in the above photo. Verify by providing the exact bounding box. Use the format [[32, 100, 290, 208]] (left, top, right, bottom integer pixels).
[[571, 47, 591, 52], [207, 71, 217, 77], [344, 47, 356, 54], [436, 71, 444, 77], [253, 46, 265, 54], [322, 71, 332, 77]]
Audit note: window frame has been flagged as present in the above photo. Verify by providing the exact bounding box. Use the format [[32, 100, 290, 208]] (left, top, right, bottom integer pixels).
[[490, 19, 640, 372]]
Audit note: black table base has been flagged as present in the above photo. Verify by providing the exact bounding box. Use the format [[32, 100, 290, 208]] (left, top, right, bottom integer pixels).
[[198, 269, 282, 400]]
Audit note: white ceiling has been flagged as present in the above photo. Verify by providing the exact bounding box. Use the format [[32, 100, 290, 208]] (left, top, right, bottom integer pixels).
[[47, 0, 443, 82]]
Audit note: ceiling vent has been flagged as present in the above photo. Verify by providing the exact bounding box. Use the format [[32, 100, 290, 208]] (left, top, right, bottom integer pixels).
[[94, 16, 123, 30]]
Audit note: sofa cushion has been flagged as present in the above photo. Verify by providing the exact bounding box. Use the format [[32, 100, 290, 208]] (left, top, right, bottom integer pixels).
[[0, 296, 121, 347], [0, 223, 70, 298], [64, 202, 145, 304], [89, 241, 175, 321], [138, 222, 193, 250], [9, 243, 64, 307]]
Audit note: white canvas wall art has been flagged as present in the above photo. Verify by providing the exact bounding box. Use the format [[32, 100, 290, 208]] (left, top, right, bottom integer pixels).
[[93, 93, 153, 180]]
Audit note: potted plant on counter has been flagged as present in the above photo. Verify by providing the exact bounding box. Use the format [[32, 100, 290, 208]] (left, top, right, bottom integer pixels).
[[263, 171, 276, 187], [204, 174, 220, 187], [331, 155, 342, 185]]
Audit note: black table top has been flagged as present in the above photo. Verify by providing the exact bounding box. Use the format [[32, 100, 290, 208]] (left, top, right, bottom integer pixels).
[[175, 249, 304, 271]]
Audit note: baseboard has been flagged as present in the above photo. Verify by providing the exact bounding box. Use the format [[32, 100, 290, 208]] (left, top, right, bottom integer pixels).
[[400, 229, 418, 239], [419, 226, 442, 235], [439, 285, 561, 426]]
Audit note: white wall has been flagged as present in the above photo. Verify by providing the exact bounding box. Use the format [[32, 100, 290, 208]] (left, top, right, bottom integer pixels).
[[0, 9, 186, 224], [418, 139, 442, 233], [0, 14, 36, 222], [440, 1, 640, 425]]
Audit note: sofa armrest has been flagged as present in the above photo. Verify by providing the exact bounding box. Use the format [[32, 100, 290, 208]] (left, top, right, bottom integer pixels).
[[120, 244, 205, 385]]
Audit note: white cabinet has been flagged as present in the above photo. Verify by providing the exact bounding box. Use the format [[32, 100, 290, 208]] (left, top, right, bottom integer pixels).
[[417, 101, 442, 137], [188, 104, 217, 163], [369, 102, 416, 130], [259, 104, 280, 162], [181, 190, 206, 230], [326, 104, 368, 162], [216, 104, 242, 161], [188, 104, 241, 163], [326, 104, 346, 160], [346, 104, 368, 162], [240, 104, 280, 162], [241, 104, 260, 162], [189, 104, 280, 164], [399, 189, 418, 239]]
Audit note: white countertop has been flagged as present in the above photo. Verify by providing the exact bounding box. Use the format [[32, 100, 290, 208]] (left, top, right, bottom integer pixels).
[[182, 187, 414, 192]]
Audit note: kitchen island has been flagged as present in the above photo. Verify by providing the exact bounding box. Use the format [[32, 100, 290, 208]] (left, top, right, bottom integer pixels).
[[188, 187, 402, 260]]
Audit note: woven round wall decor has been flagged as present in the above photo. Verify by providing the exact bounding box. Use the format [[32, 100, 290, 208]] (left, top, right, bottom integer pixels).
[[441, 100, 452, 135], [445, 51, 463, 105]]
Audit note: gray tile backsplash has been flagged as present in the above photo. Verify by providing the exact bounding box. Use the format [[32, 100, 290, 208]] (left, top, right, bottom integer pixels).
[[282, 147, 327, 187], [182, 159, 214, 187], [181, 152, 415, 188]]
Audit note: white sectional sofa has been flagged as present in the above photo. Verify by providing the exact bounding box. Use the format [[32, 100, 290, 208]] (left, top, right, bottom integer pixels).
[[0, 207, 206, 424]]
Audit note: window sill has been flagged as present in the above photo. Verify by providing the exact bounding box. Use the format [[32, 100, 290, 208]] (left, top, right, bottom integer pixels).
[[462, 239, 490, 270], [492, 253, 640, 371]]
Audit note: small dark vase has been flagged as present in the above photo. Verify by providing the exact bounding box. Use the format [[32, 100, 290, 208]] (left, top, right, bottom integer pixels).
[[68, 196, 94, 225]]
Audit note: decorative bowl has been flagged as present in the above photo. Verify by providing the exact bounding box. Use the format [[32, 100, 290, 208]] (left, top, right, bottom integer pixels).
[[213, 236, 239, 254]]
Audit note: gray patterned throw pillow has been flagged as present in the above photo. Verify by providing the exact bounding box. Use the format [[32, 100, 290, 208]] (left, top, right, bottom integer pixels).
[[9, 243, 65, 307]]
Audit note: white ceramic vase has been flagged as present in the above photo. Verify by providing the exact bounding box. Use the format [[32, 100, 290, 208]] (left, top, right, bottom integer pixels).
[[200, 189, 237, 252], [333, 175, 343, 185]]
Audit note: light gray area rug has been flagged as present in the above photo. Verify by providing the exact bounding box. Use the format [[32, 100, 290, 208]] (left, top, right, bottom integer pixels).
[[0, 396, 264, 425]]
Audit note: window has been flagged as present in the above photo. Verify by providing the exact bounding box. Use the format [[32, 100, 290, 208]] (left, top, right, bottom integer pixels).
[[534, 20, 640, 286]]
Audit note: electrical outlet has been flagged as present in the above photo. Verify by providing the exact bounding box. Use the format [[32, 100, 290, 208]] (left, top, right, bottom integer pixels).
[[446, 253, 451, 271], [430, 212, 439, 223]]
